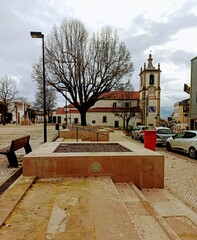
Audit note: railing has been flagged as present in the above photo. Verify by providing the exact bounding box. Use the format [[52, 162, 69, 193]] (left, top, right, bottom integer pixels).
[[75, 126, 109, 142]]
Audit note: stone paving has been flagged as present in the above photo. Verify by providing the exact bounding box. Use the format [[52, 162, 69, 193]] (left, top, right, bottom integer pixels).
[[0, 124, 58, 184], [163, 150, 197, 213], [0, 124, 197, 215]]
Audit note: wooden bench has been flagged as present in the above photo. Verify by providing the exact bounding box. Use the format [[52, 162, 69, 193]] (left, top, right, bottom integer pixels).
[[0, 135, 32, 168]]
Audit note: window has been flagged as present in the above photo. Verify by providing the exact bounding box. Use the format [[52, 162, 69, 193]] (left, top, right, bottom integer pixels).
[[92, 120, 96, 124], [125, 102, 129, 108], [149, 74, 154, 85], [113, 102, 117, 108], [175, 132, 186, 138], [114, 121, 119, 127], [183, 132, 196, 138], [74, 118, 78, 124], [58, 116, 61, 123], [103, 116, 107, 123], [52, 116, 56, 123]]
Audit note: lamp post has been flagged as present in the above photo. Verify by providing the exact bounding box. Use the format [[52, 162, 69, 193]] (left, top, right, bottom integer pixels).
[[30, 31, 47, 143]]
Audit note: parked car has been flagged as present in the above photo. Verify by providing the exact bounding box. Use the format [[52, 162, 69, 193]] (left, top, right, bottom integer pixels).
[[131, 126, 148, 142], [140, 127, 174, 144], [166, 130, 197, 159], [155, 127, 175, 145]]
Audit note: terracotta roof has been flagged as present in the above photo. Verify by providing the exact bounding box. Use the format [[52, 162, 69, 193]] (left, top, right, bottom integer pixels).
[[56, 107, 65, 114], [88, 107, 140, 113], [56, 91, 140, 114], [100, 91, 139, 100]]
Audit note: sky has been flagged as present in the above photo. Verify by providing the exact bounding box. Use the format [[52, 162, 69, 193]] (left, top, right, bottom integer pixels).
[[0, 0, 197, 118]]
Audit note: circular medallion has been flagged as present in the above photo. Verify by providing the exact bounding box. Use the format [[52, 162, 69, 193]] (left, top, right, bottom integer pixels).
[[148, 86, 156, 94], [91, 163, 101, 173]]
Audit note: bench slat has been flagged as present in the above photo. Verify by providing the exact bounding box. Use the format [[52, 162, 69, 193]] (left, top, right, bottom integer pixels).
[[11, 136, 30, 152]]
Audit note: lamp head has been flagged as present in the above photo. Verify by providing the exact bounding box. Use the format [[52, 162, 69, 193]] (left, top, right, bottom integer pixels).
[[30, 31, 44, 38]]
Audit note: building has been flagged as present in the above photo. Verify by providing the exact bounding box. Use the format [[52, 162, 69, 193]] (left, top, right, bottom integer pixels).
[[0, 99, 31, 124], [172, 99, 190, 131], [52, 92, 141, 128], [190, 56, 197, 129], [139, 53, 161, 127], [53, 54, 161, 128]]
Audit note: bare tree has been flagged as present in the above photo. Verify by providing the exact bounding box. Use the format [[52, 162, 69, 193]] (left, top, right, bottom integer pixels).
[[0, 75, 19, 124], [32, 60, 57, 121], [113, 82, 139, 129], [34, 87, 57, 121], [42, 18, 134, 125]]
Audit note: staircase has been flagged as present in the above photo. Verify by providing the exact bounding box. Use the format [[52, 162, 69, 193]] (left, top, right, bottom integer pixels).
[[0, 176, 196, 239]]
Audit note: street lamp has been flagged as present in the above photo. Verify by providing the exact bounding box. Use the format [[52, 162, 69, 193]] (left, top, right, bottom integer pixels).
[[30, 31, 47, 143]]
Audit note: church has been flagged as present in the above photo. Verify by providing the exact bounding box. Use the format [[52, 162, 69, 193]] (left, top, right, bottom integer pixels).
[[53, 54, 161, 128]]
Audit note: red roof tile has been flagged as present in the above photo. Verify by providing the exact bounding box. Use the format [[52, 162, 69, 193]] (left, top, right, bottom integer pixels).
[[100, 91, 139, 100], [56, 107, 65, 114]]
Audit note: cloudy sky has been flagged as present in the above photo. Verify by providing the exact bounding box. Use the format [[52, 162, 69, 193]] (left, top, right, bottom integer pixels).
[[0, 0, 197, 117]]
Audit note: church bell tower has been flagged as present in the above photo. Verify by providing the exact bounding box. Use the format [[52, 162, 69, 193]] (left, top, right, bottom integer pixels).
[[139, 53, 161, 127]]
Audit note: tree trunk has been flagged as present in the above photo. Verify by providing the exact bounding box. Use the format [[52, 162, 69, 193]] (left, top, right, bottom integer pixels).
[[126, 118, 130, 129], [80, 110, 87, 126], [1, 112, 6, 125], [123, 116, 125, 130]]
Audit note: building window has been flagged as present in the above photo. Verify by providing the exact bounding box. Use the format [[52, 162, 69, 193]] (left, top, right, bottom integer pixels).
[[125, 102, 129, 108], [149, 74, 154, 85], [92, 120, 96, 124], [113, 102, 117, 108], [58, 116, 61, 123], [103, 116, 107, 123], [141, 76, 143, 87], [115, 121, 119, 128]]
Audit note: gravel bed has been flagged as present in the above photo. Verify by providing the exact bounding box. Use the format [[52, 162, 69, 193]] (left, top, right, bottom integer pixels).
[[54, 143, 132, 152]]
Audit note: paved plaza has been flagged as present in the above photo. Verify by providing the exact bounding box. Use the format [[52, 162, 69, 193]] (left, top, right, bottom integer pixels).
[[0, 124, 196, 214], [0, 125, 197, 213]]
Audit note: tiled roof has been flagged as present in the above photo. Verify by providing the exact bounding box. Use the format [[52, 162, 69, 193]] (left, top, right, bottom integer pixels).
[[100, 91, 139, 100], [88, 107, 140, 113], [56, 107, 65, 114], [56, 91, 140, 114]]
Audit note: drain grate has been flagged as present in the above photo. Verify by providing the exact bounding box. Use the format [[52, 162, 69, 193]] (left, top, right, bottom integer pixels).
[[0, 167, 23, 196]]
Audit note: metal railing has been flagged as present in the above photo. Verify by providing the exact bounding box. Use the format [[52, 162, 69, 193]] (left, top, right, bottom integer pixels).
[[75, 126, 109, 142]]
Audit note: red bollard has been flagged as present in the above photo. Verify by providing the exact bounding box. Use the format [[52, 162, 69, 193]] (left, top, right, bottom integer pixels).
[[144, 130, 156, 151]]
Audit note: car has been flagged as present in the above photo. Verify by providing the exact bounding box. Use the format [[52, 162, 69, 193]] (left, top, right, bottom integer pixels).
[[155, 127, 175, 145], [131, 125, 148, 142], [140, 127, 175, 144], [166, 130, 197, 159]]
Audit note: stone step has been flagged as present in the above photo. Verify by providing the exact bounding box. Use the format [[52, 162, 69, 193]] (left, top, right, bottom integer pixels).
[[115, 182, 180, 239], [141, 188, 197, 239], [0, 176, 196, 239], [46, 176, 141, 239], [0, 175, 36, 227]]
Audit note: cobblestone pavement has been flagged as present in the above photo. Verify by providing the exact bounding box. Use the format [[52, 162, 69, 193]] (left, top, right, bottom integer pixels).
[[0, 126, 196, 215], [0, 124, 58, 184], [160, 148, 197, 213]]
